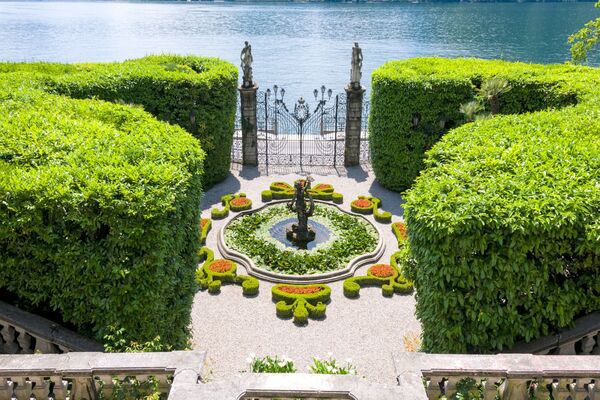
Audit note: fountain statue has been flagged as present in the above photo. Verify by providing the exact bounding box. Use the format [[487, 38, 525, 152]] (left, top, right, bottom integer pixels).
[[286, 176, 316, 247]]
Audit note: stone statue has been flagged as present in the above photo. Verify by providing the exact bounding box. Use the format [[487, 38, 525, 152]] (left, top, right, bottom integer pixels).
[[350, 42, 363, 89], [286, 177, 316, 246], [240, 41, 254, 88]]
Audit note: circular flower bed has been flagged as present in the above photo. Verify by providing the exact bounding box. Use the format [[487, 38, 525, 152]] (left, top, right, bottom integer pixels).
[[224, 204, 379, 275], [368, 264, 396, 278], [351, 198, 374, 214], [278, 285, 322, 294], [230, 196, 252, 212], [208, 259, 234, 273]]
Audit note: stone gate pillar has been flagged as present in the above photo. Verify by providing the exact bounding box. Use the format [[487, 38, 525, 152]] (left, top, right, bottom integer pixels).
[[239, 84, 259, 166], [344, 84, 365, 167]]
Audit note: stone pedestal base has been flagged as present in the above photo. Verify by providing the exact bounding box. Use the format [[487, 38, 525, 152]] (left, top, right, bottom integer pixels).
[[239, 84, 259, 166], [344, 84, 366, 167]]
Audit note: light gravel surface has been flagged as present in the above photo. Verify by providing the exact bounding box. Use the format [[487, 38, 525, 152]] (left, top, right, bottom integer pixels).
[[191, 164, 421, 384]]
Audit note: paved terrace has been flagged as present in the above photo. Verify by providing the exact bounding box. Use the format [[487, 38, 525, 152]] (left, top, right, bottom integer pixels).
[[191, 164, 421, 384]]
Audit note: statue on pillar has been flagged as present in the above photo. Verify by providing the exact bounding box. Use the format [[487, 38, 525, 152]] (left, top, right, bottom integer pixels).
[[240, 41, 254, 88], [350, 42, 363, 89]]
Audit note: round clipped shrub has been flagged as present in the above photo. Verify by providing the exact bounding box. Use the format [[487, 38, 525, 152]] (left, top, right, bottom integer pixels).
[[293, 302, 309, 325], [276, 301, 293, 318], [374, 210, 392, 224], [332, 193, 344, 204], [208, 280, 222, 294], [343, 280, 361, 298], [382, 284, 394, 297], [240, 276, 259, 296], [261, 190, 273, 202]]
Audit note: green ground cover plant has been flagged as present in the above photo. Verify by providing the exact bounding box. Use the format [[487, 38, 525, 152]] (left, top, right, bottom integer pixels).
[[224, 204, 378, 275], [272, 284, 331, 325], [308, 354, 357, 375], [375, 58, 600, 353], [196, 247, 259, 295], [247, 355, 297, 373]]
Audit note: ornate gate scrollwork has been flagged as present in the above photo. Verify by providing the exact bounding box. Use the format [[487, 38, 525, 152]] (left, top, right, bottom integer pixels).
[[232, 85, 368, 167]]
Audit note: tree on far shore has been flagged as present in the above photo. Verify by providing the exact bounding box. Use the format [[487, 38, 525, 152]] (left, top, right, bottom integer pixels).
[[570, 0, 600, 63]]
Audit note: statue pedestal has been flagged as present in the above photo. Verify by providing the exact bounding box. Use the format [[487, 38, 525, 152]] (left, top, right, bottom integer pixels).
[[286, 224, 316, 245], [239, 83, 259, 166], [344, 84, 366, 167]]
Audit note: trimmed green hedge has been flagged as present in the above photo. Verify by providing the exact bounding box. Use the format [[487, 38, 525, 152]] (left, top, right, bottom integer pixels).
[[195, 247, 259, 296], [0, 87, 205, 348], [369, 58, 581, 192], [397, 59, 600, 353], [1, 55, 238, 187]]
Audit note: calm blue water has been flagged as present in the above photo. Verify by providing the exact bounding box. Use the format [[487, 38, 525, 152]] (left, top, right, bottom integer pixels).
[[0, 1, 598, 102]]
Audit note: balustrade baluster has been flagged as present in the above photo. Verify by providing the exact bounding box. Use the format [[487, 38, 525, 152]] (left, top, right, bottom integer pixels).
[[48, 375, 67, 400], [501, 378, 529, 400], [34, 337, 58, 354], [0, 377, 10, 400], [70, 376, 94, 400], [566, 379, 580, 400], [1, 326, 19, 354], [585, 380, 597, 400], [15, 329, 32, 354], [30, 376, 49, 400], [558, 341, 577, 355], [11, 376, 28, 400]]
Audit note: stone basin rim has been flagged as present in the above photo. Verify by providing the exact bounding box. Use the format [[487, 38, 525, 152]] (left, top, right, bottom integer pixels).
[[217, 200, 386, 284]]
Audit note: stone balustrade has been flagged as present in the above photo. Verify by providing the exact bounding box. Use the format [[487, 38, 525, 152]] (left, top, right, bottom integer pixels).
[[0, 301, 103, 354], [2, 351, 600, 399], [508, 311, 600, 355], [395, 352, 600, 400], [0, 351, 204, 400]]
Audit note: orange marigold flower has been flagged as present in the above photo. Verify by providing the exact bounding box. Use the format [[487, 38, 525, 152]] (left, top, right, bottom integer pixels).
[[209, 259, 233, 273], [352, 199, 372, 208], [279, 285, 322, 294], [370, 264, 395, 278], [394, 222, 408, 241], [231, 197, 251, 207]]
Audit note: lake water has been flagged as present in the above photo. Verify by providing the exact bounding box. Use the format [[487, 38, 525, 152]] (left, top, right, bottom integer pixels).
[[1, 1, 598, 102]]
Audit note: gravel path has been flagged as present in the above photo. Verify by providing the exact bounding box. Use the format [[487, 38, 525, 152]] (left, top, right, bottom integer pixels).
[[191, 164, 421, 384]]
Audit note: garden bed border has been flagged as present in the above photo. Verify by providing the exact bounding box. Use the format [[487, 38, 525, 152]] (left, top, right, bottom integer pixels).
[[217, 200, 385, 283]]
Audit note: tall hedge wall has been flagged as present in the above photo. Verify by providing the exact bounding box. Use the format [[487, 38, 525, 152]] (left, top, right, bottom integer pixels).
[[388, 59, 600, 353], [0, 55, 238, 187], [369, 58, 581, 192], [0, 54, 236, 348]]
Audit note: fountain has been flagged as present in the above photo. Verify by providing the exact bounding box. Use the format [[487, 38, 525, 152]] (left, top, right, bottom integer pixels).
[[286, 176, 316, 248]]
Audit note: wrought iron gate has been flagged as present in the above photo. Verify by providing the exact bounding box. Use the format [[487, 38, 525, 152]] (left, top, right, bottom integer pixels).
[[232, 85, 369, 167]]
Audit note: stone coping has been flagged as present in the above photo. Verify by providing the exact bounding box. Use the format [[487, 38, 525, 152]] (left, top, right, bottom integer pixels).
[[171, 373, 405, 400], [218, 200, 386, 283]]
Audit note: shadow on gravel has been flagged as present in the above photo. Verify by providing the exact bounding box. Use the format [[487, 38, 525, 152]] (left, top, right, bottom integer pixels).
[[367, 179, 405, 218]]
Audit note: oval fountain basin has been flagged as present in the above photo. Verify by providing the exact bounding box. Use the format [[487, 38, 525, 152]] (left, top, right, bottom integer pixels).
[[268, 217, 332, 250]]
